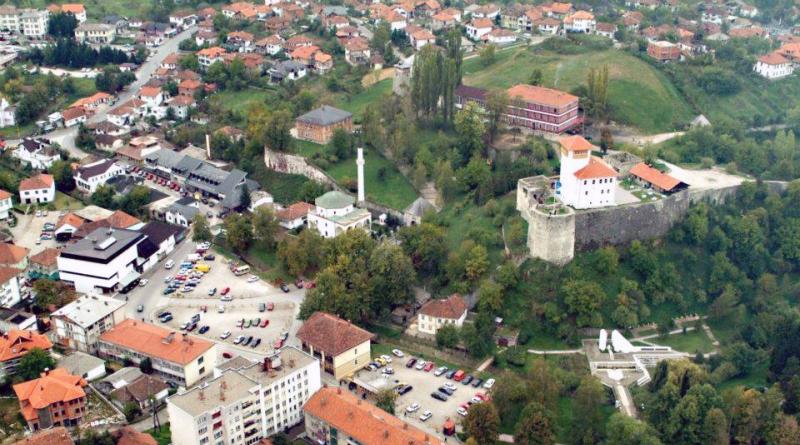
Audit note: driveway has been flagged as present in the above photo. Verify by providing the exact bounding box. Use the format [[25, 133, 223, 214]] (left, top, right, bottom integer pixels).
[[9, 211, 61, 251]]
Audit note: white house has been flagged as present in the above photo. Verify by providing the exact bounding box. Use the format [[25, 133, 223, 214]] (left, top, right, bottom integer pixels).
[[18, 10, 48, 38], [754, 52, 794, 79], [563, 10, 595, 33], [535, 18, 561, 35], [276, 202, 314, 230], [74, 159, 125, 194], [74, 23, 116, 43], [0, 267, 22, 308], [13, 137, 59, 170], [51, 294, 126, 353], [417, 294, 468, 335], [62, 106, 87, 127], [466, 18, 493, 40], [557, 135, 617, 209], [0, 97, 15, 127], [0, 190, 12, 220], [165, 198, 199, 227], [487, 28, 517, 44], [409, 29, 436, 50], [307, 191, 371, 238], [139, 221, 180, 261], [19, 173, 55, 204]]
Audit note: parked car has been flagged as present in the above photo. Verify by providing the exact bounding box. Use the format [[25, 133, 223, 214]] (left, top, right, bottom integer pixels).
[[165, 260, 175, 269], [236, 319, 244, 328], [419, 410, 432, 422], [220, 330, 231, 339], [295, 279, 304, 288], [247, 275, 259, 283], [430, 391, 448, 401], [280, 283, 289, 292], [405, 403, 420, 413], [461, 375, 473, 385], [392, 349, 404, 357], [424, 362, 435, 372], [444, 382, 457, 392], [221, 294, 232, 302], [208, 288, 217, 296], [439, 386, 455, 396], [159, 314, 173, 322], [457, 406, 468, 417], [445, 370, 457, 379], [136, 304, 144, 312], [453, 370, 465, 381], [139, 279, 148, 287], [382, 367, 394, 375], [472, 378, 483, 388], [260, 319, 269, 328], [199, 326, 210, 334], [483, 378, 496, 389], [233, 335, 244, 345], [396, 384, 413, 395], [267, 302, 274, 311], [221, 287, 230, 295], [415, 360, 426, 370], [204, 254, 215, 261], [259, 303, 266, 312], [406, 358, 417, 368], [243, 336, 253, 346], [380, 355, 393, 364], [251, 338, 261, 348], [274, 338, 284, 349], [222, 352, 233, 359], [434, 366, 448, 376]]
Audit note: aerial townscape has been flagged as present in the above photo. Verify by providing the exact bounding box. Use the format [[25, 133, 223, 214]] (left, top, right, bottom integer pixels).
[[0, 0, 797, 444]]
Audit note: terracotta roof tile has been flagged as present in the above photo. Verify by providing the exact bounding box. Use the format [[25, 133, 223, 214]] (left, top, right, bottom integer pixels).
[[304, 387, 444, 445], [99, 319, 214, 366], [13, 368, 86, 420], [276, 202, 315, 221], [56, 213, 86, 231], [0, 189, 10, 200], [574, 156, 617, 179], [296, 312, 375, 356], [13, 427, 73, 445], [107, 210, 141, 229], [30, 248, 60, 267], [629, 162, 683, 191], [507, 84, 578, 108], [0, 243, 28, 265], [470, 18, 493, 28], [419, 294, 467, 319], [20, 173, 55, 191], [759, 51, 790, 65], [113, 427, 157, 445], [0, 330, 52, 362], [560, 135, 594, 152]]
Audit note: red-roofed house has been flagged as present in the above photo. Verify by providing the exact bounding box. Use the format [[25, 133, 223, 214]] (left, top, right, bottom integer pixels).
[[0, 189, 11, 220], [558, 135, 617, 209], [487, 28, 517, 44], [628, 163, 687, 193], [197, 46, 227, 69], [409, 28, 435, 49], [564, 10, 595, 33], [19, 173, 55, 204], [466, 18, 493, 40], [276, 202, 315, 229], [296, 312, 375, 380], [0, 330, 53, 379], [754, 52, 794, 79], [13, 426, 74, 445], [13, 368, 87, 431], [418, 294, 467, 335]]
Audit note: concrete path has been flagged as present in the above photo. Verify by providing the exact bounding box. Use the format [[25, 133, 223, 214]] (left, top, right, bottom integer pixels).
[[476, 356, 494, 372], [613, 383, 637, 417], [527, 348, 584, 355]]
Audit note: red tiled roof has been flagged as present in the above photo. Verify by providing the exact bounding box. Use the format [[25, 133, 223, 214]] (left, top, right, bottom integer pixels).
[[99, 319, 215, 366], [629, 162, 682, 191], [560, 135, 593, 152], [305, 387, 444, 445], [61, 107, 87, 121], [276, 202, 315, 221], [113, 427, 157, 445], [197, 46, 227, 58], [61, 4, 85, 14], [759, 52, 789, 65], [507, 84, 578, 108], [13, 368, 86, 421], [56, 213, 85, 231], [30, 248, 60, 267], [419, 294, 467, 319], [470, 18, 493, 28], [0, 189, 10, 200], [19, 173, 53, 190], [0, 243, 28, 264], [107, 210, 141, 229], [139, 86, 162, 97], [0, 266, 20, 285], [574, 156, 617, 179], [13, 427, 73, 445], [296, 312, 375, 356], [0, 330, 52, 363]]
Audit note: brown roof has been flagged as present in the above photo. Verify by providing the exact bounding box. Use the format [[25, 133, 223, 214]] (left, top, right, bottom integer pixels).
[[276, 202, 315, 221], [13, 368, 86, 422], [0, 243, 28, 265], [107, 210, 141, 229], [470, 18, 493, 28], [629, 162, 683, 191], [507, 84, 578, 108], [419, 294, 467, 319], [574, 156, 617, 179], [0, 189, 10, 200], [113, 427, 157, 445], [560, 135, 594, 152], [296, 312, 375, 356], [30, 248, 60, 267], [0, 330, 53, 363], [759, 51, 790, 65], [14, 427, 74, 445], [0, 266, 20, 285], [111, 375, 168, 404], [304, 387, 444, 445], [19, 173, 54, 191], [139, 86, 162, 97], [99, 319, 215, 366], [56, 213, 85, 231]]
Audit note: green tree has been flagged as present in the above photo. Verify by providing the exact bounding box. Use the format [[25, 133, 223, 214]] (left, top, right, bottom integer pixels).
[[123, 402, 142, 422], [480, 44, 497, 66], [397, 223, 448, 278], [375, 388, 397, 415], [528, 68, 544, 86], [91, 185, 115, 209], [436, 324, 459, 348], [562, 279, 606, 327], [367, 242, 415, 315], [17, 348, 56, 382], [527, 359, 561, 411], [32, 279, 76, 311], [485, 89, 509, 142], [463, 402, 500, 445], [252, 206, 279, 250], [328, 128, 354, 159], [139, 357, 153, 374], [457, 157, 492, 204], [703, 407, 729, 445], [224, 213, 253, 255], [586, 65, 609, 120], [49, 159, 75, 192], [454, 102, 486, 160], [118, 185, 150, 217], [515, 402, 555, 445], [192, 213, 212, 242], [606, 413, 663, 445], [572, 375, 606, 445], [478, 280, 503, 313]]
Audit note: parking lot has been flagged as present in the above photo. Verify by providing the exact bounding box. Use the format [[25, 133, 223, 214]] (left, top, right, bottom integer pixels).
[[354, 351, 493, 436], [124, 239, 307, 362], [9, 211, 61, 251]]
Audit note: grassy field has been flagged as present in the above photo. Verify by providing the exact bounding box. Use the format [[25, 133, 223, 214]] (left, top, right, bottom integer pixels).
[[212, 88, 276, 117], [655, 329, 716, 354], [463, 47, 694, 133], [293, 140, 417, 210], [146, 425, 171, 445], [333, 78, 392, 121], [718, 361, 769, 391], [690, 74, 800, 126], [53, 192, 84, 210]]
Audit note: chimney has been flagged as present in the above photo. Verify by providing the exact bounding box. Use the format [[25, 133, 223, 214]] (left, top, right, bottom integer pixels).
[[403, 423, 408, 430], [337, 387, 342, 395], [356, 147, 365, 204], [263, 357, 271, 372], [206, 134, 211, 159], [44, 368, 50, 375]]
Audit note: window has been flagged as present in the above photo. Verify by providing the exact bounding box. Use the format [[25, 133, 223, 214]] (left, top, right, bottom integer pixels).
[[198, 356, 204, 364]]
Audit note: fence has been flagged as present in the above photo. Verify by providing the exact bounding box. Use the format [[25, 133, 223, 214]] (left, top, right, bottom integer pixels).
[[377, 333, 481, 369]]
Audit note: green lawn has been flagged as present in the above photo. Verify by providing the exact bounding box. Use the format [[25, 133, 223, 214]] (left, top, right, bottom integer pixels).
[[690, 74, 800, 126], [718, 361, 769, 391], [146, 424, 171, 445], [292, 141, 417, 210], [212, 88, 276, 117], [654, 329, 715, 354], [53, 191, 84, 210], [333, 78, 392, 121], [463, 47, 693, 133]]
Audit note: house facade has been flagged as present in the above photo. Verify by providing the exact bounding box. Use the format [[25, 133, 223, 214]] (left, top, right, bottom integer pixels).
[[296, 312, 374, 380], [558, 136, 618, 209], [19, 174, 55, 204], [417, 294, 468, 335], [307, 191, 371, 239], [51, 294, 126, 353]]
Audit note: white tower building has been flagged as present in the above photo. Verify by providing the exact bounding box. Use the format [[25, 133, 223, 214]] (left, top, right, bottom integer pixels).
[[357, 147, 365, 203], [557, 135, 618, 210]]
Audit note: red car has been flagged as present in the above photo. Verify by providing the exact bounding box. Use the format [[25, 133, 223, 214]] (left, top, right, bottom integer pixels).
[[304, 281, 316, 289], [274, 338, 283, 349], [260, 319, 269, 328], [222, 352, 234, 359], [423, 362, 435, 372], [267, 302, 274, 311], [221, 287, 231, 296]]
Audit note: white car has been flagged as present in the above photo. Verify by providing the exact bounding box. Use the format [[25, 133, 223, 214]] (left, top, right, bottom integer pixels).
[[139, 279, 148, 287], [415, 360, 426, 370], [164, 276, 173, 283], [405, 403, 420, 413], [233, 335, 245, 344], [221, 294, 233, 302], [380, 354, 393, 364], [35, 210, 42, 217], [247, 275, 258, 283], [457, 406, 468, 417], [444, 382, 457, 392], [434, 366, 448, 376], [164, 260, 175, 269], [483, 378, 495, 389], [220, 330, 231, 339], [392, 349, 404, 357], [419, 410, 432, 422], [470, 396, 483, 405], [217, 305, 225, 313]]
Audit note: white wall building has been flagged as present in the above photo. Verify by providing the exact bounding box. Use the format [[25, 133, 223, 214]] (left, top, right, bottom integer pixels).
[[19, 173, 55, 204], [0, 97, 15, 127], [74, 159, 125, 194], [754, 52, 794, 79], [417, 294, 468, 335], [307, 191, 371, 238], [57, 227, 146, 294], [0, 190, 12, 220], [18, 9, 48, 38], [0, 267, 22, 308], [74, 23, 117, 43], [563, 11, 596, 33], [168, 347, 320, 445], [51, 294, 126, 353], [557, 136, 618, 209], [466, 18, 493, 40], [13, 138, 59, 170]]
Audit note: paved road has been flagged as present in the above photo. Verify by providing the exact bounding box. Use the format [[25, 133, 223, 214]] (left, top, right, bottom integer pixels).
[[31, 26, 197, 159]]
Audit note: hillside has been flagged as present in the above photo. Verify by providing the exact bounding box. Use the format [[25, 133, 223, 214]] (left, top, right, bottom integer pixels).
[[463, 47, 694, 134]]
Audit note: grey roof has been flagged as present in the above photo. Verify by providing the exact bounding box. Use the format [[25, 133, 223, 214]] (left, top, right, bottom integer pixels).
[[76, 159, 119, 180], [140, 221, 182, 245], [167, 368, 258, 416], [57, 351, 106, 380], [168, 202, 199, 220], [315, 190, 354, 209], [404, 197, 435, 217], [175, 155, 204, 174], [51, 294, 126, 329], [296, 105, 352, 126], [145, 149, 183, 169], [60, 227, 144, 263], [237, 347, 317, 387], [100, 367, 143, 391], [322, 5, 348, 16]]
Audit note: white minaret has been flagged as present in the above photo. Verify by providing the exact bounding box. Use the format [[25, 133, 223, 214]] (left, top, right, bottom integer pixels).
[[357, 147, 365, 203]]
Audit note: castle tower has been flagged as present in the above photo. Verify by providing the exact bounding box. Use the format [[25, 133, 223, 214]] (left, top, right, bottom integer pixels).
[[357, 147, 365, 204]]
